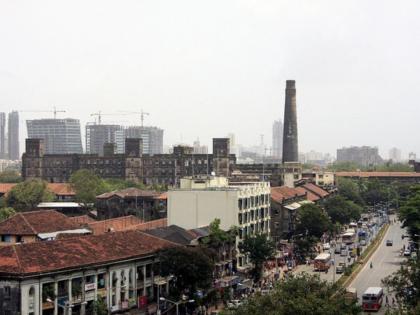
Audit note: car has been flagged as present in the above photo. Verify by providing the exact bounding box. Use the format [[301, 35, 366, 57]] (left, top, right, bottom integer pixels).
[[386, 240, 393, 246], [323, 243, 331, 250], [360, 240, 367, 246], [341, 249, 348, 256], [350, 250, 356, 258], [404, 249, 411, 256], [335, 247, 341, 254], [336, 262, 346, 274]]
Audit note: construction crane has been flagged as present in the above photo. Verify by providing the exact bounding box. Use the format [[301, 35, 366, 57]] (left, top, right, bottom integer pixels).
[[90, 111, 124, 125], [19, 106, 66, 119], [118, 109, 150, 127]]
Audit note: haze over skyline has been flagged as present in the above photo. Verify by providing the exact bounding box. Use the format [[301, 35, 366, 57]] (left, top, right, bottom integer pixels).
[[1, 0, 419, 158]]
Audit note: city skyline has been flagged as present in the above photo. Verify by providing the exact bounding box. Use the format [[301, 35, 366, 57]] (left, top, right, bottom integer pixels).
[[1, 1, 420, 158]]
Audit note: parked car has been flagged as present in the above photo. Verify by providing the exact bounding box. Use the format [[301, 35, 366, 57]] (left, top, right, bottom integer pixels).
[[386, 240, 393, 246], [335, 247, 341, 254], [341, 249, 348, 257], [323, 243, 331, 250], [360, 239, 367, 246], [404, 249, 411, 256]]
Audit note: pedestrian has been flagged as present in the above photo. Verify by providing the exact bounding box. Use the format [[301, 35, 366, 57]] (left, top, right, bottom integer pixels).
[[370, 261, 373, 268], [392, 297, 395, 306], [385, 295, 389, 306]]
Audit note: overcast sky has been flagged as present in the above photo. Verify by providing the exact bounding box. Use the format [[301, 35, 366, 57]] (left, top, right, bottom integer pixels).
[[0, 0, 419, 158]]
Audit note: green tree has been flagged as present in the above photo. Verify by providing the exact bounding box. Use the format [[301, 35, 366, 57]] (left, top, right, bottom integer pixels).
[[202, 219, 236, 250], [87, 299, 108, 315], [337, 178, 365, 206], [6, 179, 54, 211], [0, 207, 16, 221], [69, 169, 107, 207], [295, 204, 331, 239], [398, 186, 420, 242], [238, 234, 275, 282], [382, 256, 420, 314], [222, 273, 361, 315], [324, 195, 362, 225], [0, 170, 22, 183], [159, 247, 214, 297]]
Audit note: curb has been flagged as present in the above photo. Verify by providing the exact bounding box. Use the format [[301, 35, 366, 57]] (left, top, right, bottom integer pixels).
[[340, 223, 390, 288]]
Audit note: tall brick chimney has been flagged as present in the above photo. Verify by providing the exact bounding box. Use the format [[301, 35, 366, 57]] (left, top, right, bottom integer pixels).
[[282, 80, 299, 163]]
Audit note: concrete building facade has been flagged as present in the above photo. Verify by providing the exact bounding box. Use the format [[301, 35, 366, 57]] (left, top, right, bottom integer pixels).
[[22, 138, 235, 185], [0, 113, 5, 159], [7, 111, 19, 160], [27, 118, 83, 154], [272, 119, 283, 159], [85, 124, 123, 155], [336, 146, 383, 167], [124, 126, 163, 155], [0, 230, 174, 315], [168, 176, 271, 269]]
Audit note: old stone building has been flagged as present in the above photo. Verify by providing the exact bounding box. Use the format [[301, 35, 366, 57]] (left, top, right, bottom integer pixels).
[[22, 138, 235, 185]]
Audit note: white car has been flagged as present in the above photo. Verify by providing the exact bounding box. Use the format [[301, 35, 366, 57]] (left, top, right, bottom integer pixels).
[[323, 243, 331, 250], [404, 249, 411, 256]]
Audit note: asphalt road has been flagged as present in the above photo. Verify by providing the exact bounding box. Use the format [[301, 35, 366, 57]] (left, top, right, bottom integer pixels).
[[349, 217, 409, 314]]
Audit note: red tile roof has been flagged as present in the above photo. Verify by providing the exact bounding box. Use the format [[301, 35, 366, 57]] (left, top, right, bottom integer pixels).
[[47, 183, 75, 196], [295, 187, 320, 202], [87, 216, 143, 235], [68, 215, 96, 225], [0, 183, 16, 194], [0, 183, 74, 196], [302, 183, 329, 198], [96, 187, 162, 199], [0, 230, 176, 275], [0, 210, 81, 235], [336, 171, 420, 178], [271, 186, 306, 203]]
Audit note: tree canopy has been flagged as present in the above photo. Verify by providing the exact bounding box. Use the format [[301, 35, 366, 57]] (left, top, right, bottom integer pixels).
[[324, 195, 362, 225], [159, 247, 214, 297], [69, 169, 107, 207], [382, 256, 420, 314], [238, 234, 275, 282], [0, 170, 22, 183], [223, 273, 361, 315], [337, 178, 365, 206], [295, 204, 331, 239], [398, 186, 420, 242], [6, 179, 54, 211], [0, 207, 16, 221]]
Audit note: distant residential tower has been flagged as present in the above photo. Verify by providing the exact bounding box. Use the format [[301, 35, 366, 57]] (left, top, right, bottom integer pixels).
[[27, 118, 83, 154]]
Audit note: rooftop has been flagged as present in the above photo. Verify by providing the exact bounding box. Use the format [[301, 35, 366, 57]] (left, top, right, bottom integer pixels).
[[0, 229, 176, 276], [336, 171, 420, 178], [0, 183, 74, 196], [0, 210, 81, 235], [96, 187, 162, 199], [271, 186, 306, 203]]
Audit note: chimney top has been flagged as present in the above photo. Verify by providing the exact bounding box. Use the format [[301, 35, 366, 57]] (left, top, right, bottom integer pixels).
[[286, 80, 295, 89]]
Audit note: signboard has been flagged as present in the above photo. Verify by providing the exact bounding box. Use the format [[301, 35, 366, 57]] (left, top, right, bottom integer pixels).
[[85, 283, 96, 291]]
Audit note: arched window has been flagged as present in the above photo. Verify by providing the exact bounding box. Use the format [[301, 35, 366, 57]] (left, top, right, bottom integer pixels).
[[29, 286, 35, 297]]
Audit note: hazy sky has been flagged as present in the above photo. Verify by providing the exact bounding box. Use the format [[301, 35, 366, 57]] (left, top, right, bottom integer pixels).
[[1, 0, 419, 158]]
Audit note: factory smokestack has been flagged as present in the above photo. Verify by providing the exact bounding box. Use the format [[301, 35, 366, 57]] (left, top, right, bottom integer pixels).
[[282, 80, 299, 163]]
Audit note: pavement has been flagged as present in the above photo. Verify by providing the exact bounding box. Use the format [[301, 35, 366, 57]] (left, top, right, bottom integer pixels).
[[349, 217, 408, 314]]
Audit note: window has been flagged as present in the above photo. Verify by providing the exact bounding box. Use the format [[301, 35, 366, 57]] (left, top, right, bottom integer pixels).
[[16, 235, 22, 243], [1, 235, 12, 243], [238, 214, 242, 225], [4, 286, 11, 298]]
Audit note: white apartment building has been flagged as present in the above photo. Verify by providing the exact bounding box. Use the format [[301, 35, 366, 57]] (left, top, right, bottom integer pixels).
[[168, 176, 271, 269]]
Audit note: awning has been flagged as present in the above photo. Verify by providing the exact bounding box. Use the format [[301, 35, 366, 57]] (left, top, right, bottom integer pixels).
[[284, 202, 301, 210]]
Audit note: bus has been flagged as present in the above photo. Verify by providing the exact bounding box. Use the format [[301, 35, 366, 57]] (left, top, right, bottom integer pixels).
[[362, 287, 383, 312], [313, 253, 331, 271], [342, 230, 356, 244]]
